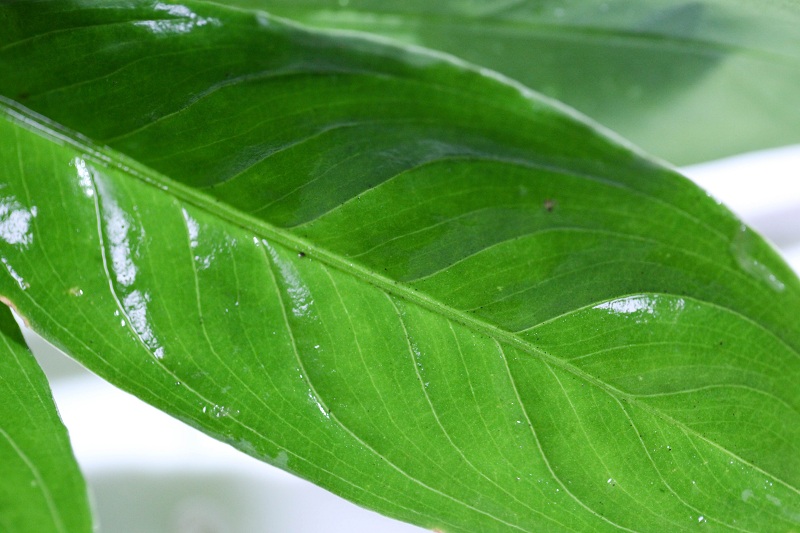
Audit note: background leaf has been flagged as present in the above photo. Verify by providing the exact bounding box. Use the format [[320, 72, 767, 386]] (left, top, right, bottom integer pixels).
[[0, 306, 93, 533], [217, 0, 800, 164], [1, 1, 799, 531]]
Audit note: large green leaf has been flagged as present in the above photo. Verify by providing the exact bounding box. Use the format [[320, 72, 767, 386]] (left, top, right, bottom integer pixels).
[[0, 306, 92, 532], [220, 0, 800, 164], [1, 1, 799, 531]]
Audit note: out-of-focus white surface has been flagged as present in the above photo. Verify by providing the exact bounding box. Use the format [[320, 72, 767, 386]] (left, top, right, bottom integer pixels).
[[685, 145, 800, 220], [22, 145, 800, 533], [683, 144, 800, 270]]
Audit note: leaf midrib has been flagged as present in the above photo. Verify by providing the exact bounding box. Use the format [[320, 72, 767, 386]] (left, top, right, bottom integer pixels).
[[3, 100, 799, 499]]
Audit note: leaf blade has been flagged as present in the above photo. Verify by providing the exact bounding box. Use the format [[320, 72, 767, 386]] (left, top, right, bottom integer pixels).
[[1, 2, 799, 531], [0, 306, 93, 533]]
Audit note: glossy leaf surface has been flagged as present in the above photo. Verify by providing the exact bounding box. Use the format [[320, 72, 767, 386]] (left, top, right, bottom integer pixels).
[[1, 2, 800, 531], [0, 306, 92, 533], [223, 0, 800, 164]]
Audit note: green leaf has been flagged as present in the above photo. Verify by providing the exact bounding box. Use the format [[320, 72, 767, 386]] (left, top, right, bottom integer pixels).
[[0, 306, 93, 533], [1, 1, 799, 531], [217, 0, 800, 164]]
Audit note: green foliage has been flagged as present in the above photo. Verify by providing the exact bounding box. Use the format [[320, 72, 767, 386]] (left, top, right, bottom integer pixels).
[[0, 306, 92, 533], [0, 1, 798, 531], [221, 0, 800, 164]]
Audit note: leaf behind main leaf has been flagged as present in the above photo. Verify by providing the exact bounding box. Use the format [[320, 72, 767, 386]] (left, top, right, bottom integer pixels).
[[1, 2, 799, 531], [0, 306, 92, 533], [216, 0, 800, 164]]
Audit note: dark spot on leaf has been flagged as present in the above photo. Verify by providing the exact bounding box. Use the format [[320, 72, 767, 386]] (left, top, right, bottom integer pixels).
[[17, 92, 30, 101], [543, 198, 557, 212], [297, 251, 306, 258]]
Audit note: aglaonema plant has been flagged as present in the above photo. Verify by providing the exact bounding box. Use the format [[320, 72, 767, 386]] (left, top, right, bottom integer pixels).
[[1, 1, 799, 532]]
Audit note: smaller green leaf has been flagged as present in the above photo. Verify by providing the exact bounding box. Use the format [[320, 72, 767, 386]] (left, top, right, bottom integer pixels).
[[0, 304, 92, 533]]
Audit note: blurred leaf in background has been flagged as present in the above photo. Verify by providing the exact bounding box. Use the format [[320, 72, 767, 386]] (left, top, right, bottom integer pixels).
[[223, 0, 800, 164]]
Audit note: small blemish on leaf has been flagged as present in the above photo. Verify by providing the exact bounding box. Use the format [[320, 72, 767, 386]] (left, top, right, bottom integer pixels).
[[297, 251, 306, 258], [543, 198, 557, 212]]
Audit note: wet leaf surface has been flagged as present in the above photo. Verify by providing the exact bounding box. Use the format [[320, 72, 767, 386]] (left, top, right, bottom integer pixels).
[[1, 2, 799, 531]]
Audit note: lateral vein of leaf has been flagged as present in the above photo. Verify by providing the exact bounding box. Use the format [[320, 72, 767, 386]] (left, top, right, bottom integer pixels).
[[325, 266, 457, 468], [613, 398, 748, 533], [103, 68, 377, 146], [476, 257, 669, 314], [11, 124, 177, 398], [544, 363, 682, 529], [263, 242, 484, 532], [213, 118, 420, 198], [681, 435, 784, 525], [223, 231, 459, 525], [90, 162, 385, 506], [631, 384, 798, 416], [387, 295, 568, 530], [84, 166, 286, 446], [496, 341, 638, 532], [2, 96, 799, 497], [0, 18, 173, 53], [11, 122, 166, 425], [409, 229, 658, 285], [291, 150, 730, 249], [326, 261, 535, 531], [25, 46, 236, 102], [520, 290, 800, 364], [94, 194, 452, 527], [445, 321, 595, 529], [179, 200, 301, 438]]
